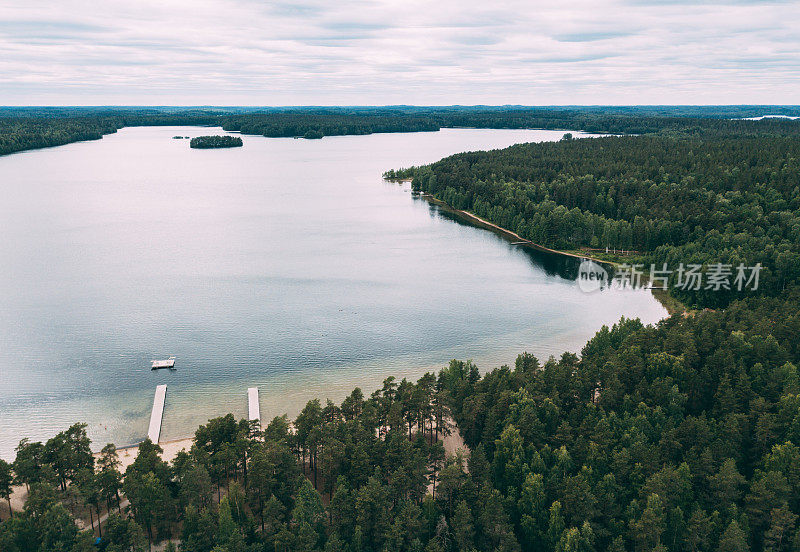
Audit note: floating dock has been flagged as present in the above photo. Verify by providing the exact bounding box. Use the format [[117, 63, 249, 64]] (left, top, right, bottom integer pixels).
[[248, 387, 260, 423], [151, 357, 175, 370], [147, 385, 167, 443]]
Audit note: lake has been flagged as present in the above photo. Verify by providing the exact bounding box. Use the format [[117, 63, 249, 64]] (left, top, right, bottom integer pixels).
[[0, 126, 667, 458]]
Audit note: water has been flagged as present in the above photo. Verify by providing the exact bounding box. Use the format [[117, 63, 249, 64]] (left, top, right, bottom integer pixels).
[[0, 127, 667, 458]]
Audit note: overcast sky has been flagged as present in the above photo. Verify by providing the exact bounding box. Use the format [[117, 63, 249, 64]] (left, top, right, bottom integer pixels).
[[1, 0, 798, 105]]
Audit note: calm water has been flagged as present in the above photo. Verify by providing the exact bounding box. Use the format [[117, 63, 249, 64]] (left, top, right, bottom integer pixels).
[[0, 127, 667, 458]]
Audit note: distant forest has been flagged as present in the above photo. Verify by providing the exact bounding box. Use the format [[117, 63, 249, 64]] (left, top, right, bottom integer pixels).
[[2, 105, 800, 156]]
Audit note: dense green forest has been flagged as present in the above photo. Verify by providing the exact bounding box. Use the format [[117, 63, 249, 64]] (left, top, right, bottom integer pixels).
[[395, 119, 800, 309], [190, 136, 244, 149]]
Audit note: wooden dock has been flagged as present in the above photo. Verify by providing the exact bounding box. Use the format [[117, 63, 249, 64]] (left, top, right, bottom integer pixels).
[[147, 385, 167, 443], [248, 387, 260, 423]]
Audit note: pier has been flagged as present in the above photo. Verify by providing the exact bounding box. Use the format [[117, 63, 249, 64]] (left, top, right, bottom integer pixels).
[[147, 385, 167, 443], [248, 387, 260, 424]]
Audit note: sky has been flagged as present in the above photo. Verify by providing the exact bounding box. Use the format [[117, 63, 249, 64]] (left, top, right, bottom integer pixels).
[[0, 0, 799, 105]]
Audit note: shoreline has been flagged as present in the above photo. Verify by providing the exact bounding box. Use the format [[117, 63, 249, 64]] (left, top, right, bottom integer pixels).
[[397, 181, 684, 315], [419, 192, 618, 268]]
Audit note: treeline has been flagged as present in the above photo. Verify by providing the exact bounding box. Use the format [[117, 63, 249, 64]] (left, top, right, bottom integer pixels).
[[0, 111, 221, 156], [4, 106, 800, 157], [0, 117, 121, 156], [190, 136, 243, 149], [402, 125, 800, 308], [220, 113, 440, 139]]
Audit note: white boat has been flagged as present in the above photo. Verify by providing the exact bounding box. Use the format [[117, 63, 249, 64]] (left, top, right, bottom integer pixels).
[[151, 357, 176, 370]]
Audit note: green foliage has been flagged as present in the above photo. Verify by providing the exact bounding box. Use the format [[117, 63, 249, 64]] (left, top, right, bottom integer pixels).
[[0, 458, 13, 518], [189, 136, 243, 149]]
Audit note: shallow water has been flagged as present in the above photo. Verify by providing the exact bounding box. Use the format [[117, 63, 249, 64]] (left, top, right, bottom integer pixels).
[[0, 126, 667, 458]]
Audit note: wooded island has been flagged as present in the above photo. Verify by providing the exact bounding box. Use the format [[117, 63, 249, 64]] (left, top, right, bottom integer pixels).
[[189, 136, 243, 149]]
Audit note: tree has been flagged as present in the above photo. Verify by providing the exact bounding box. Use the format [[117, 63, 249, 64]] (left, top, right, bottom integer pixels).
[[355, 472, 391, 551], [519, 473, 547, 551], [555, 523, 595, 552], [477, 484, 521, 551], [104, 513, 147, 552], [684, 508, 712, 552], [126, 440, 170, 483], [451, 500, 476, 551], [97, 444, 123, 513], [38, 502, 79, 552], [295, 400, 323, 483], [75, 468, 103, 537], [492, 425, 527, 493], [123, 470, 173, 550], [630, 494, 665, 552], [716, 520, 748, 552], [181, 505, 217, 552], [179, 463, 212, 511], [216, 497, 243, 551], [12, 439, 47, 490], [292, 478, 324, 545], [763, 503, 798, 552], [710, 459, 746, 506], [547, 501, 566, 549], [0, 458, 13, 519], [44, 423, 93, 491], [23, 481, 57, 521]]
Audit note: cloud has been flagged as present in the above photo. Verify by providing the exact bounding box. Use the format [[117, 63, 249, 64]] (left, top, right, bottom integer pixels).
[[555, 31, 635, 43], [0, 0, 798, 104]]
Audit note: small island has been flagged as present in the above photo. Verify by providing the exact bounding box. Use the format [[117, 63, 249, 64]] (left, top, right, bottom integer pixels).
[[189, 135, 243, 148]]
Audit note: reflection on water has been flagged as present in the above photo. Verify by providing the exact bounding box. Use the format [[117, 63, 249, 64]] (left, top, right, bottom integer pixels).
[[0, 127, 667, 458], [428, 200, 585, 279]]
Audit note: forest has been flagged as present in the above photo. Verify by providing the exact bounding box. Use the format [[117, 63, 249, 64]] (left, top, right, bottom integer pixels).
[[395, 119, 800, 309]]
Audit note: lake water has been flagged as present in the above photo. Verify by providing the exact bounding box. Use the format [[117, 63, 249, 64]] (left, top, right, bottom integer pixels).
[[0, 127, 667, 458]]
